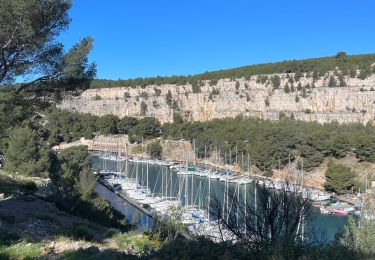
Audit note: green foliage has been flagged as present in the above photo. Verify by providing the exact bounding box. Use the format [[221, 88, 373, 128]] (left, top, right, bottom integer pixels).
[[128, 117, 162, 143], [140, 92, 149, 99], [96, 114, 119, 135], [46, 108, 163, 145], [235, 81, 240, 90], [50, 146, 94, 198], [265, 96, 270, 107], [117, 117, 138, 134], [358, 66, 372, 80], [153, 206, 187, 243], [0, 241, 44, 259], [283, 83, 290, 93], [173, 112, 183, 123], [123, 92, 130, 100], [191, 80, 201, 93], [0, 0, 95, 93], [257, 75, 268, 84], [154, 88, 161, 96], [92, 94, 102, 100], [324, 163, 356, 194], [50, 146, 128, 229], [140, 101, 147, 116], [342, 215, 375, 257], [338, 74, 346, 87], [297, 82, 302, 91], [0, 173, 37, 196], [165, 90, 173, 106], [328, 75, 337, 87], [146, 141, 163, 159], [113, 231, 160, 255], [0, 93, 36, 146], [270, 75, 281, 89], [163, 117, 375, 172], [46, 108, 97, 144], [301, 87, 307, 98], [209, 87, 220, 101], [5, 126, 51, 176]]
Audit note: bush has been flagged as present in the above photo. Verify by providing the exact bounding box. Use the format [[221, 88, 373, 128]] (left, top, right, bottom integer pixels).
[[154, 88, 161, 96], [5, 127, 51, 177], [140, 92, 149, 99], [113, 232, 160, 255], [146, 141, 163, 159], [324, 163, 356, 194], [140, 101, 147, 116], [92, 94, 102, 100], [271, 75, 281, 89]]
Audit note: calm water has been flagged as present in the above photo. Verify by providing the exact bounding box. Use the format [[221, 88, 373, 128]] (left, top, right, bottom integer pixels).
[[92, 156, 348, 241]]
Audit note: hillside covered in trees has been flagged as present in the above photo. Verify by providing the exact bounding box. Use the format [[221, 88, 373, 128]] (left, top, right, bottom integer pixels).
[[91, 52, 375, 89]]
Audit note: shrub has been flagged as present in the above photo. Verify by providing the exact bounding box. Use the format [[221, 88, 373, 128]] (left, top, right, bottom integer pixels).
[[92, 94, 102, 100], [270, 75, 281, 89], [328, 75, 336, 87], [166, 90, 173, 106], [140, 101, 147, 116], [124, 92, 130, 100], [324, 163, 356, 194], [154, 88, 161, 96], [140, 92, 149, 99], [146, 141, 163, 159], [113, 232, 160, 255], [264, 97, 270, 107]]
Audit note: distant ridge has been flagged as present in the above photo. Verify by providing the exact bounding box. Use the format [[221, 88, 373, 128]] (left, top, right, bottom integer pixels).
[[91, 52, 375, 89]]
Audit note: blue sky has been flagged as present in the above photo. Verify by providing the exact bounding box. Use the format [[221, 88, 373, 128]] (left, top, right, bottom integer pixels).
[[59, 0, 375, 80]]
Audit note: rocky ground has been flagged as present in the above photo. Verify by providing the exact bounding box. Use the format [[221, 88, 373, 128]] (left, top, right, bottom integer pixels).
[[0, 172, 159, 259]]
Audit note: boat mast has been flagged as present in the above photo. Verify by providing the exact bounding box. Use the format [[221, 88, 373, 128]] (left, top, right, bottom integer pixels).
[[301, 158, 304, 187], [161, 166, 164, 198], [223, 152, 226, 218], [191, 139, 195, 206], [244, 181, 247, 234], [226, 176, 229, 223], [136, 162, 139, 191], [147, 161, 149, 194], [236, 181, 239, 227], [185, 167, 188, 207], [208, 173, 211, 220], [170, 168, 173, 198], [165, 165, 168, 198], [125, 142, 128, 178], [254, 184, 257, 231]]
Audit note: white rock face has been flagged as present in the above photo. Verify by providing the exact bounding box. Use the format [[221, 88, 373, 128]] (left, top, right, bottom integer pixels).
[[59, 73, 375, 124]]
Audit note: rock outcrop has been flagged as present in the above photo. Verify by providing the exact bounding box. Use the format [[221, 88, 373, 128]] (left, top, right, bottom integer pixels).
[[59, 73, 375, 124]]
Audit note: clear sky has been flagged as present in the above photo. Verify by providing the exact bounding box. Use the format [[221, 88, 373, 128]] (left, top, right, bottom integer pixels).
[[59, 0, 375, 80]]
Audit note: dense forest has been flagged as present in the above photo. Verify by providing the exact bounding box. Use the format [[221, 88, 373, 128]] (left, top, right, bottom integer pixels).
[[91, 52, 375, 89], [36, 107, 375, 177], [163, 117, 375, 172]]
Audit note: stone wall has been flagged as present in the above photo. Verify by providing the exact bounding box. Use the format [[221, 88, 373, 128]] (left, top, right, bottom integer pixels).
[[59, 73, 375, 124]]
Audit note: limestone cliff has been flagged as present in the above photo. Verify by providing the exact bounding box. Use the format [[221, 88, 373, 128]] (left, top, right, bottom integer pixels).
[[59, 73, 375, 124]]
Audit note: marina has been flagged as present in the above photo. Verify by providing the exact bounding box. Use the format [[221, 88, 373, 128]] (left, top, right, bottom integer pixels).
[[92, 153, 355, 241]]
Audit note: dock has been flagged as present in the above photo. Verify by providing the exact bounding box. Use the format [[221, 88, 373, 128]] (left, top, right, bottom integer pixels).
[[98, 178, 154, 218]]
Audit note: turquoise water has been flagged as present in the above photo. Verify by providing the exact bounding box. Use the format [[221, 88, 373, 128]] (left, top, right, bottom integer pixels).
[[92, 156, 348, 241]]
